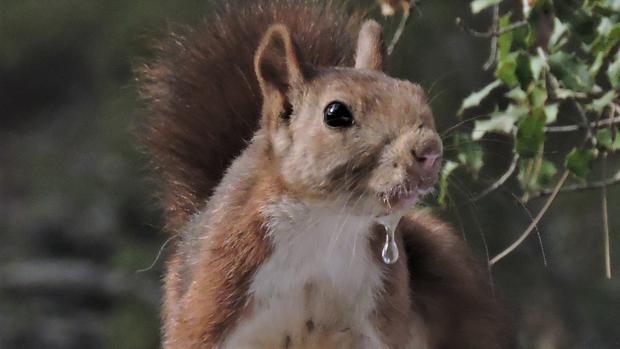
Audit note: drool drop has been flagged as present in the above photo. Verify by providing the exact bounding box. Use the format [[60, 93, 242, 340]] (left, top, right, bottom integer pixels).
[[376, 213, 403, 265]]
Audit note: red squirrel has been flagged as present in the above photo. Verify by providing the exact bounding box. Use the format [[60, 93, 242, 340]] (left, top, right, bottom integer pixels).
[[139, 0, 513, 348]]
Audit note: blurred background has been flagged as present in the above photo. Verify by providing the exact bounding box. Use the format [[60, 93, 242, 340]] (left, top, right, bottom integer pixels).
[[1, 0, 618, 348]]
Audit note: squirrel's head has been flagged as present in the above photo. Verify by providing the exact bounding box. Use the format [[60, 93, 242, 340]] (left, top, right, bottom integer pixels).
[[254, 20, 442, 215]]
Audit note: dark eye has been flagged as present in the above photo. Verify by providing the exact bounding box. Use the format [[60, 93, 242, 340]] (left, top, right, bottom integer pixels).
[[324, 101, 354, 128]]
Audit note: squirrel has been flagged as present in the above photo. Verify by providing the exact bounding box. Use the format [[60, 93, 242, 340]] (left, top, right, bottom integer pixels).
[[138, 0, 514, 348]]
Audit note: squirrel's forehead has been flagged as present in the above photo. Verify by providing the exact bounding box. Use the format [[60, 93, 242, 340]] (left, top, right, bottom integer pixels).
[[307, 71, 427, 110], [311, 69, 424, 98]]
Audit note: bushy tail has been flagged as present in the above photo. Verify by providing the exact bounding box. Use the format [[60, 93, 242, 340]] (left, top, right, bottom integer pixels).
[[138, 0, 361, 233]]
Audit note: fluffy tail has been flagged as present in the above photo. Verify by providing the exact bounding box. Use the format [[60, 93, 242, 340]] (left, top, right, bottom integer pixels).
[[138, 0, 361, 233]]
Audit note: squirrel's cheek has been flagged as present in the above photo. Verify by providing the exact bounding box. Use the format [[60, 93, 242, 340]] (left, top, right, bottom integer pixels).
[[366, 168, 394, 194]]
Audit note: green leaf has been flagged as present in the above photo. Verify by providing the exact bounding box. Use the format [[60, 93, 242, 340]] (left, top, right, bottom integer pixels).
[[596, 129, 620, 151], [589, 91, 616, 113], [530, 55, 545, 81], [495, 52, 533, 87], [548, 51, 594, 93], [471, 0, 501, 14], [549, 17, 569, 51], [544, 103, 559, 124], [512, 22, 532, 49], [438, 160, 460, 206], [555, 88, 585, 100], [505, 87, 528, 102], [518, 159, 534, 191], [496, 53, 519, 87], [458, 80, 502, 115], [608, 50, 620, 88], [565, 148, 595, 179], [539, 160, 558, 185], [528, 83, 548, 108], [497, 14, 514, 61], [516, 109, 546, 158], [520, 158, 558, 192], [515, 53, 534, 86], [472, 105, 528, 140], [590, 18, 620, 55], [454, 134, 484, 174], [589, 51, 605, 77], [554, 1, 597, 40]]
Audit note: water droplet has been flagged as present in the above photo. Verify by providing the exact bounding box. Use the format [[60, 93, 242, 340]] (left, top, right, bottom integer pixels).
[[376, 213, 402, 265], [381, 224, 399, 264]]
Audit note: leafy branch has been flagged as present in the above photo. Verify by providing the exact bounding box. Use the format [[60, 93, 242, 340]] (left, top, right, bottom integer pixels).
[[531, 169, 620, 198], [439, 0, 620, 274]]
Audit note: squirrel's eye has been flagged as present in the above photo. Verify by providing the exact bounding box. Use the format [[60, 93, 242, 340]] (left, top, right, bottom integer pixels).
[[324, 101, 354, 128]]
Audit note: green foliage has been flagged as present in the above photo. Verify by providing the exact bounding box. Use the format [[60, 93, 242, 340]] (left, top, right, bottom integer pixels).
[[459, 80, 502, 114], [438, 160, 459, 206], [566, 148, 596, 179], [454, 133, 484, 175], [596, 129, 620, 151], [608, 50, 620, 87], [516, 109, 546, 159], [548, 51, 594, 93], [443, 0, 620, 201], [518, 158, 558, 192], [472, 105, 524, 140], [470, 0, 501, 14]]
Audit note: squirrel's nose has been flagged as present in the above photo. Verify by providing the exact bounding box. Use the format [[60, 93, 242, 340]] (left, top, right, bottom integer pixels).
[[413, 150, 440, 170], [411, 140, 442, 172]]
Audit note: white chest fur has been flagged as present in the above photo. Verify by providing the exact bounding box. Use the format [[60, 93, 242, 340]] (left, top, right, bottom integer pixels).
[[222, 200, 387, 349]]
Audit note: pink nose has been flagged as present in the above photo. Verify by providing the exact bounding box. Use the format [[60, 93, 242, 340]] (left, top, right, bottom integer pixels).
[[412, 148, 441, 171]]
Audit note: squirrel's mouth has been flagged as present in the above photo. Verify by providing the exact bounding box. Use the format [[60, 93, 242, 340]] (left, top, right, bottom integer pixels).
[[378, 182, 434, 211]]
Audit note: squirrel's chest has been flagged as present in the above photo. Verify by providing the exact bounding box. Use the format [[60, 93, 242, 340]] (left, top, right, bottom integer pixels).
[[222, 207, 386, 349]]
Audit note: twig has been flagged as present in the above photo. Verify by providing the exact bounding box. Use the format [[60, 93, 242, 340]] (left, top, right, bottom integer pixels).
[[457, 19, 528, 39], [545, 116, 620, 133], [458, 7, 527, 70], [498, 21, 528, 35], [490, 170, 570, 266], [601, 153, 612, 279], [610, 104, 618, 142], [574, 101, 596, 146], [531, 170, 620, 198], [472, 153, 519, 202], [509, 192, 547, 267], [483, 4, 500, 70], [387, 1, 418, 55]]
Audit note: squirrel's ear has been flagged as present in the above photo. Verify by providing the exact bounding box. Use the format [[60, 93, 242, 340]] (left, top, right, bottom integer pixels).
[[254, 24, 305, 98], [354, 20, 386, 71]]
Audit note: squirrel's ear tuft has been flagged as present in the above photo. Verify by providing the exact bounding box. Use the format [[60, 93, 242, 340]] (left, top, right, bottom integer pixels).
[[254, 24, 305, 97], [354, 20, 386, 71]]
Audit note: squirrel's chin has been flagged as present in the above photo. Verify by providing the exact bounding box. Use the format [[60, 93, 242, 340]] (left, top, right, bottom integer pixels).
[[377, 194, 418, 216], [375, 186, 435, 216]]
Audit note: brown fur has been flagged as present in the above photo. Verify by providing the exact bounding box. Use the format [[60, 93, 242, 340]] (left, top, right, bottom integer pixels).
[[370, 225, 414, 348], [139, 1, 514, 348], [368, 212, 513, 349], [399, 212, 513, 349], [165, 168, 278, 349]]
